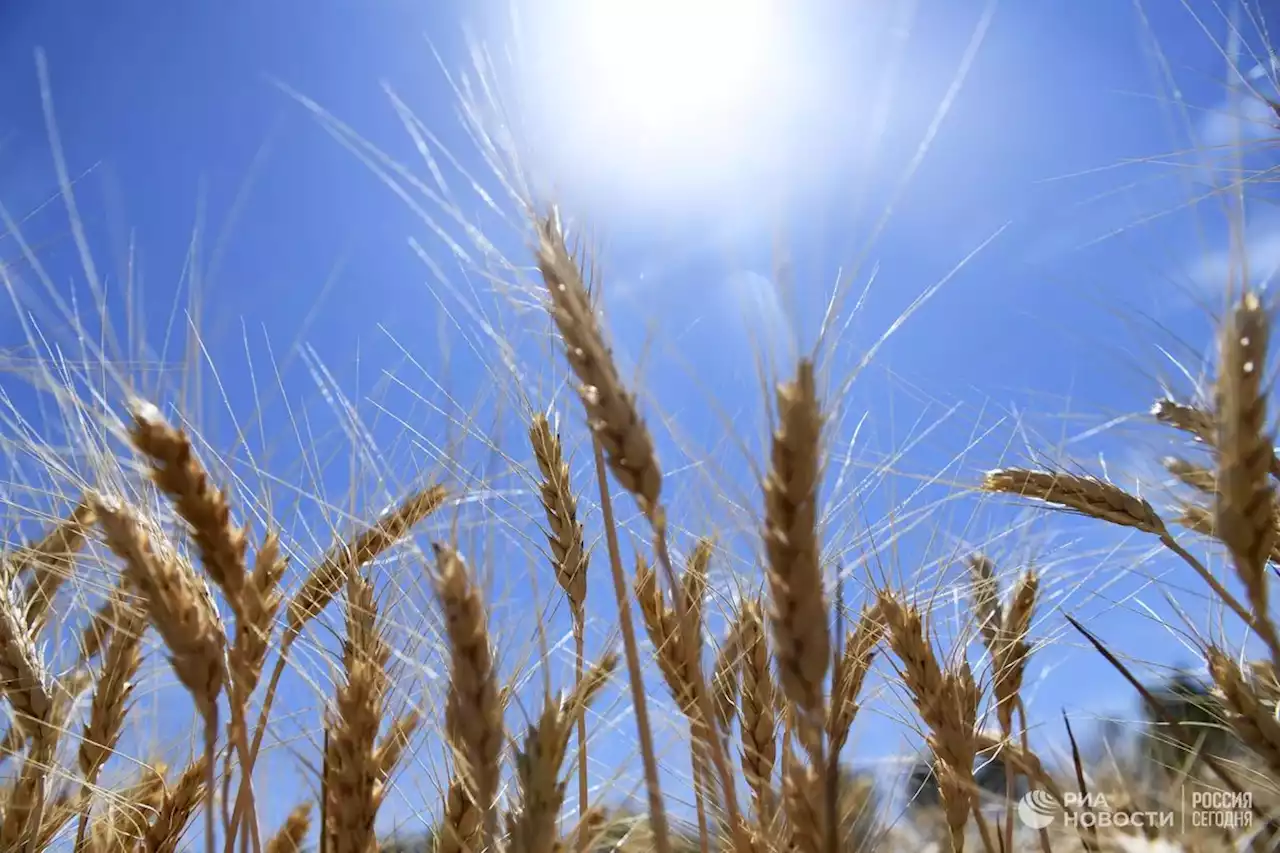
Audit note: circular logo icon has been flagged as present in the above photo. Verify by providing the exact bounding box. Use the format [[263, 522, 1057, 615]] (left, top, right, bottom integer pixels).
[[1017, 789, 1058, 830]]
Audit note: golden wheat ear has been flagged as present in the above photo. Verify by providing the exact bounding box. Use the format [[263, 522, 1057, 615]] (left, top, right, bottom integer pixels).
[[763, 359, 829, 746], [264, 803, 313, 853], [323, 570, 392, 853], [17, 498, 94, 635], [431, 542, 503, 852]]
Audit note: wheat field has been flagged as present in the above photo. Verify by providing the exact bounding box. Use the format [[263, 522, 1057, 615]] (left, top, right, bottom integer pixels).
[[0, 2, 1278, 853]]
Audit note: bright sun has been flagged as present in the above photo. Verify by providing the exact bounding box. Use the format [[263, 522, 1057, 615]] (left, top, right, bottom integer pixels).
[[574, 0, 773, 140], [516, 0, 800, 212]]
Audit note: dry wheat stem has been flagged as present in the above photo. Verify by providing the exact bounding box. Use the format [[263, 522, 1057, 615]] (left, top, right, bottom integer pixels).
[[587, 437, 672, 853]]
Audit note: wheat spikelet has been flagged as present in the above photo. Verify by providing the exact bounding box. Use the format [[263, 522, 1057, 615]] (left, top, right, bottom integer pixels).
[[781, 743, 824, 853], [265, 803, 313, 853], [92, 496, 224, 720], [0, 728, 57, 848], [681, 538, 712, 639], [510, 663, 614, 853], [287, 485, 446, 635], [634, 556, 697, 715], [143, 757, 208, 853], [738, 599, 777, 818], [981, 468, 1167, 534], [324, 571, 391, 853], [231, 529, 287, 699], [78, 599, 146, 781], [88, 763, 169, 852], [1214, 291, 1275, 628], [32, 788, 86, 849], [80, 580, 135, 663], [712, 617, 743, 734], [530, 414, 588, 620], [533, 214, 663, 523], [1153, 398, 1216, 445], [965, 555, 1001, 650], [374, 710, 421, 781], [877, 591, 978, 853], [0, 579, 54, 741], [1175, 502, 1280, 565], [432, 543, 502, 847], [1163, 457, 1218, 494], [436, 776, 483, 853], [561, 650, 619, 722], [0, 671, 88, 769], [18, 498, 94, 635], [1249, 659, 1280, 705], [1155, 396, 1280, 478], [1207, 647, 1280, 774], [993, 569, 1038, 734], [130, 401, 248, 609], [828, 606, 883, 756], [763, 360, 829, 735]]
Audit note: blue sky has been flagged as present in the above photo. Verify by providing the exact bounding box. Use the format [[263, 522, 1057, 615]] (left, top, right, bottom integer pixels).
[[2, 0, 1278, 843]]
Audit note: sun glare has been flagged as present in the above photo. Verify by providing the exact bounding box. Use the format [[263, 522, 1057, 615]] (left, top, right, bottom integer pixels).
[[517, 0, 805, 213], [575, 0, 772, 139]]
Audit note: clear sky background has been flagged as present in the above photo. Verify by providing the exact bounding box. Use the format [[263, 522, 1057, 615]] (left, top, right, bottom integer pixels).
[[1, 0, 1278, 842]]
